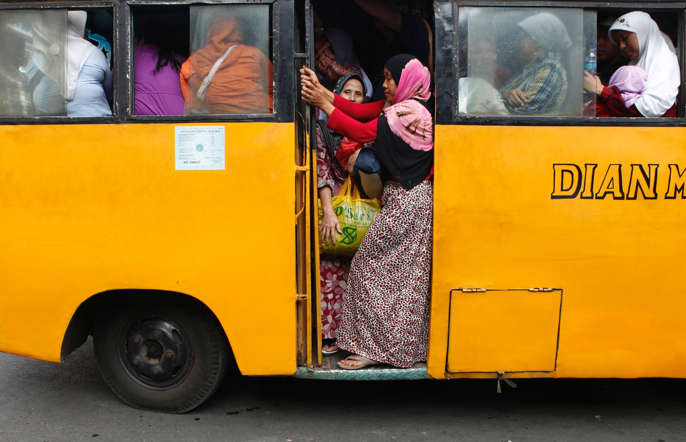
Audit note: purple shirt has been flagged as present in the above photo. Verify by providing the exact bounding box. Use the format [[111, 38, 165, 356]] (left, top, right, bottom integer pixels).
[[134, 44, 185, 116]]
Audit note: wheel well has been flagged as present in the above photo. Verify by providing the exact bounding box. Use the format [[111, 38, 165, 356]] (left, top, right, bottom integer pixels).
[[60, 290, 234, 364]]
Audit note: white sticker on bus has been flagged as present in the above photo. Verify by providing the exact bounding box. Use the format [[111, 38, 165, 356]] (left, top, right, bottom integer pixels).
[[175, 126, 225, 171]]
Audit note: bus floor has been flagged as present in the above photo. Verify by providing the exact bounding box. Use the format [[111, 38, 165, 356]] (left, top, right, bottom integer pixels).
[[294, 352, 428, 381]]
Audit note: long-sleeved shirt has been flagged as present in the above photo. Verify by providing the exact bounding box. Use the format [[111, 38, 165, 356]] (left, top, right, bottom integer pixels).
[[66, 49, 112, 117], [326, 94, 433, 182], [500, 53, 567, 115], [327, 95, 385, 143]]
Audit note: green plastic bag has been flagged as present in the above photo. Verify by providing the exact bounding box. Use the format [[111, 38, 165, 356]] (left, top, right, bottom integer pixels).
[[319, 178, 380, 256]]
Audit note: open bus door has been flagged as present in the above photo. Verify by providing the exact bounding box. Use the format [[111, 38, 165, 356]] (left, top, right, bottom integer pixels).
[[295, 0, 322, 369]]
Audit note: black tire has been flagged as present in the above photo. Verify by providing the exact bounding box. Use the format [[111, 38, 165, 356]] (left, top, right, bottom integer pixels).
[[93, 297, 229, 413]]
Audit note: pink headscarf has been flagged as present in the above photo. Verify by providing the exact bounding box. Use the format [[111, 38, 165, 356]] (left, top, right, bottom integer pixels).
[[384, 58, 433, 152], [608, 65, 648, 108]]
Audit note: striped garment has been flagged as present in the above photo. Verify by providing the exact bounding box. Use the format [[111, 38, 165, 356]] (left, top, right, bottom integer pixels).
[[501, 54, 568, 115]]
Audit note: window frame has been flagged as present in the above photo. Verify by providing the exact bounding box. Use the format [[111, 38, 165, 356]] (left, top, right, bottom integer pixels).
[[434, 0, 686, 126], [0, 0, 295, 124]]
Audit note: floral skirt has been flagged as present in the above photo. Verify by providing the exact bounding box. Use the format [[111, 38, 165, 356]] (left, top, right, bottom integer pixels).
[[337, 181, 433, 368], [320, 255, 351, 340]]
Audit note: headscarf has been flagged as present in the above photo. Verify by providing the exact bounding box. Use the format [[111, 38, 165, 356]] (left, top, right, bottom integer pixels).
[[608, 65, 648, 108], [183, 16, 272, 113], [374, 56, 434, 191], [383, 56, 432, 152], [517, 12, 572, 53], [189, 16, 244, 78], [334, 72, 367, 98], [323, 73, 368, 181], [609, 11, 680, 117], [385, 54, 414, 90], [66, 11, 97, 100]]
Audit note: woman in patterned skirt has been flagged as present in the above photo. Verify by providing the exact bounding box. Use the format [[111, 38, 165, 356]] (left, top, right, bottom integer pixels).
[[301, 54, 433, 369], [316, 73, 368, 354]]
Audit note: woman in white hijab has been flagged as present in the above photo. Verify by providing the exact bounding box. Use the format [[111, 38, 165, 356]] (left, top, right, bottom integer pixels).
[[584, 11, 679, 117], [500, 12, 572, 114], [66, 10, 112, 117]]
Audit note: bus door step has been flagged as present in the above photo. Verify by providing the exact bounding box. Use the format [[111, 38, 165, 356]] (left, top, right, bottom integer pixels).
[[294, 354, 427, 381]]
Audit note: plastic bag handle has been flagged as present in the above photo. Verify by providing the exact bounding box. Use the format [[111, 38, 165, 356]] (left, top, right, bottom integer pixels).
[[351, 181, 361, 199], [339, 177, 362, 199], [338, 177, 351, 197]]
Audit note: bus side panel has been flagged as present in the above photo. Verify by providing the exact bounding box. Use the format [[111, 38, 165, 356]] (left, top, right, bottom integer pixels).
[[0, 122, 296, 375], [430, 125, 686, 379]]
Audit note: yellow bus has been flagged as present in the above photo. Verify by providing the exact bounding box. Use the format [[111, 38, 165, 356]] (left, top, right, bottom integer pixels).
[[1, 0, 685, 412]]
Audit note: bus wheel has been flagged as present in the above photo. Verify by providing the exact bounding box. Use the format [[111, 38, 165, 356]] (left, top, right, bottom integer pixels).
[[93, 299, 229, 413]]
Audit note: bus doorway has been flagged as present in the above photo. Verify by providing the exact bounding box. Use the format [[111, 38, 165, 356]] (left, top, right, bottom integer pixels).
[[299, 0, 435, 379]]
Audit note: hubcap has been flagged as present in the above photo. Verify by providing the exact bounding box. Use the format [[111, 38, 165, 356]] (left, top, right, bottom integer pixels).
[[121, 318, 192, 388]]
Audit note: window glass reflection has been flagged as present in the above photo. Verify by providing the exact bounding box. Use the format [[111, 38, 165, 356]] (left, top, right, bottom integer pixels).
[[0, 10, 67, 116], [459, 8, 589, 117], [183, 5, 273, 115]]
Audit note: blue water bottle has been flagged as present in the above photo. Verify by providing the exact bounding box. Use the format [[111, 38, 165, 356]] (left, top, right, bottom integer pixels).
[[585, 43, 597, 74]]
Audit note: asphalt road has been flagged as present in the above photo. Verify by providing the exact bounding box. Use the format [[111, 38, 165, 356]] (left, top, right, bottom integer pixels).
[[1, 340, 685, 442]]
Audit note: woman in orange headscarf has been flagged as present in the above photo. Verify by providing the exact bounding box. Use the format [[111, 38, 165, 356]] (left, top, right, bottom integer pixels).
[[180, 16, 273, 114]]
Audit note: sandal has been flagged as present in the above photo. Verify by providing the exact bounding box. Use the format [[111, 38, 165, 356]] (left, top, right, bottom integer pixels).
[[337, 354, 379, 370], [322, 343, 340, 355]]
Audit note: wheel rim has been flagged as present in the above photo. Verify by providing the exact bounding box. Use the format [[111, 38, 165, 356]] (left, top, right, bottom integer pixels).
[[120, 318, 193, 388]]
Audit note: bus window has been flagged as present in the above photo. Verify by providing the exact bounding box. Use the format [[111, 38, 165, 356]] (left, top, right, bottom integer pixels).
[[0, 8, 113, 119], [182, 5, 273, 115], [0, 10, 67, 117], [132, 6, 189, 116], [458, 8, 591, 117]]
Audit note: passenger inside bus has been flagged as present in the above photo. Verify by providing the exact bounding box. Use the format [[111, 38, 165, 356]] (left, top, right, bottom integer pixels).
[[584, 11, 679, 118], [317, 73, 368, 355], [180, 14, 273, 114], [302, 54, 433, 370], [458, 37, 508, 115], [65, 10, 112, 117], [500, 12, 571, 114], [314, 18, 372, 100], [597, 16, 626, 85], [594, 65, 648, 117], [313, 0, 431, 101], [134, 16, 185, 116]]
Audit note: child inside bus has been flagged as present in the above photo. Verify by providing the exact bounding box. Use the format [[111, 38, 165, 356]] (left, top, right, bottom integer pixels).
[[458, 37, 508, 116], [591, 65, 647, 117], [583, 11, 679, 117], [180, 15, 272, 114], [500, 12, 571, 115]]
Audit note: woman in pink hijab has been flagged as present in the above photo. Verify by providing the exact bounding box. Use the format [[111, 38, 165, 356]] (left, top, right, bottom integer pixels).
[[301, 54, 433, 370]]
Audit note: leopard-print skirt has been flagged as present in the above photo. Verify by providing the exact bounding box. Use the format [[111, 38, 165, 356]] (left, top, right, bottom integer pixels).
[[336, 180, 432, 368]]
